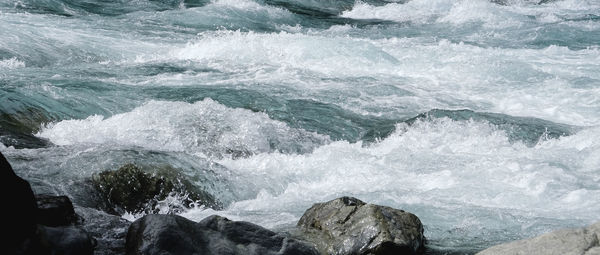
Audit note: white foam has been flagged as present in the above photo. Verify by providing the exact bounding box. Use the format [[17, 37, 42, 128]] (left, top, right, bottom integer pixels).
[[182, 118, 600, 231], [209, 0, 286, 12], [341, 0, 600, 28], [341, 0, 516, 27], [542, 0, 600, 11], [199, 0, 296, 23], [436, 0, 522, 28], [129, 28, 600, 126], [37, 99, 330, 158], [0, 57, 25, 69], [170, 30, 399, 76], [3, 0, 599, 246], [341, 0, 451, 24]]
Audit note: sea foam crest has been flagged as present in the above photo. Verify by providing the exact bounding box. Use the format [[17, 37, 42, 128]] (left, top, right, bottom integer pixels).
[[341, 0, 600, 28], [170, 30, 399, 76], [0, 57, 25, 69], [341, 0, 451, 24], [182, 0, 296, 26], [37, 99, 330, 158]]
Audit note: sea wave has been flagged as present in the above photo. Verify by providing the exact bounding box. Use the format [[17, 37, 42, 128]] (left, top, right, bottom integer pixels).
[[37, 99, 331, 158]]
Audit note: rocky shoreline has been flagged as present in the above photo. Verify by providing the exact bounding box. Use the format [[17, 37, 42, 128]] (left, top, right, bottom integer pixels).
[[3, 151, 598, 255]]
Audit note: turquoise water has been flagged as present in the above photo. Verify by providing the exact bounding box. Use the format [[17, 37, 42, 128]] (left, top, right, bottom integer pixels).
[[1, 0, 599, 253]]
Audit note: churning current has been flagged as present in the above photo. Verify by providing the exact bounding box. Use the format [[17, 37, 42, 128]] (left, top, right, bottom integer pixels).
[[1, 0, 599, 253]]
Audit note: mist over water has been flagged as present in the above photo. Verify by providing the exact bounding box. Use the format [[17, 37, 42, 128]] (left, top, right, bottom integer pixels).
[[1, 0, 599, 252]]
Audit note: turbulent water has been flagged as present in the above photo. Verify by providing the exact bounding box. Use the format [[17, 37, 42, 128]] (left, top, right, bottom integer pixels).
[[1, 0, 600, 253]]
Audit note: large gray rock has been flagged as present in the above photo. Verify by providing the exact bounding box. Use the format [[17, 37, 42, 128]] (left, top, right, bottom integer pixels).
[[297, 196, 424, 255], [477, 222, 600, 255], [126, 214, 319, 255]]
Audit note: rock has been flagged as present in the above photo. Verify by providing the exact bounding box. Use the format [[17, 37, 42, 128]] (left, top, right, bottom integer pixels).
[[76, 207, 131, 255], [476, 221, 600, 255], [36, 194, 82, 227], [39, 225, 95, 255], [2, 151, 95, 255], [1, 151, 43, 253], [0, 108, 52, 149], [126, 214, 320, 255], [92, 163, 221, 215], [297, 196, 425, 255]]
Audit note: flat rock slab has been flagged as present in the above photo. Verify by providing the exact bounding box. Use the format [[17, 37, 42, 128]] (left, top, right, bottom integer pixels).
[[297, 196, 424, 255], [477, 221, 600, 255], [126, 214, 319, 255]]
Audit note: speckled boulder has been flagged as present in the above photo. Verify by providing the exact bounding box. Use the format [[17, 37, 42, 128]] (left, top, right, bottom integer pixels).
[[297, 196, 424, 255]]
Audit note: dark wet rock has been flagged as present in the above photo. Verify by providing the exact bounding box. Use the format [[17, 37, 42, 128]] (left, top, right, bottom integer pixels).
[[36, 194, 82, 227], [0, 109, 52, 149], [126, 214, 319, 255], [1, 151, 94, 255], [477, 221, 600, 255], [65, 178, 113, 213], [76, 207, 131, 255], [2, 151, 42, 253], [91, 163, 221, 215], [297, 196, 425, 255], [39, 225, 95, 255]]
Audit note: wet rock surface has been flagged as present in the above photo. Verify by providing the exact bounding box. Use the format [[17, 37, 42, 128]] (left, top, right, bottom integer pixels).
[[39, 225, 95, 255], [126, 214, 320, 255], [1, 151, 94, 255], [297, 196, 425, 255], [92, 163, 221, 215], [36, 194, 82, 227], [12, 144, 596, 255], [2, 151, 40, 254], [76, 207, 131, 255]]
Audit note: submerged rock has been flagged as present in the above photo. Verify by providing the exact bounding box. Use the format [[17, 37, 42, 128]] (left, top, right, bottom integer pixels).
[[477, 221, 600, 255], [297, 196, 425, 255], [92, 163, 221, 215], [0, 108, 52, 149], [126, 214, 319, 255]]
